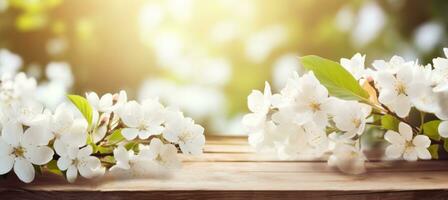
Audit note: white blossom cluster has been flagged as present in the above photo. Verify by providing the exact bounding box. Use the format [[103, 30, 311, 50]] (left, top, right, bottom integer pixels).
[[243, 48, 448, 174], [0, 53, 205, 183]]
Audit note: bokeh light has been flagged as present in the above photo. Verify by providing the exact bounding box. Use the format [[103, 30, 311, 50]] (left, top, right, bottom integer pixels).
[[1, 0, 448, 134]]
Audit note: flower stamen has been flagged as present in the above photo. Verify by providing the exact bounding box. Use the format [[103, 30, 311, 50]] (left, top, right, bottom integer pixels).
[[309, 102, 321, 112]]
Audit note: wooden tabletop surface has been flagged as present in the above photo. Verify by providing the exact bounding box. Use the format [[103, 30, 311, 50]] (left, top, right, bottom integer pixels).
[[1, 136, 448, 199]]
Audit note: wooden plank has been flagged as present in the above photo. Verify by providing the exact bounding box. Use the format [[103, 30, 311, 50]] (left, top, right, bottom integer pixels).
[[1, 136, 448, 199], [1, 161, 448, 191], [1, 190, 448, 200]]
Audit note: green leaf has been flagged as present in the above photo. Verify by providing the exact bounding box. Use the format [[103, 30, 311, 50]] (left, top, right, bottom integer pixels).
[[422, 120, 441, 141], [46, 160, 63, 176], [428, 144, 439, 159], [67, 94, 93, 127], [381, 115, 399, 131], [106, 129, 124, 145], [97, 146, 114, 154], [300, 55, 369, 101], [124, 142, 138, 151]]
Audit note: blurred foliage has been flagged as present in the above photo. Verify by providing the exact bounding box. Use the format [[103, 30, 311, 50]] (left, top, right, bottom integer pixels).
[[1, 0, 448, 132]]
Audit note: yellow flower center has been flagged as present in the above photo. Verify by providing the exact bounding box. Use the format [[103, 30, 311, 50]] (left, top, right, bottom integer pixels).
[[155, 154, 163, 162], [402, 140, 416, 155], [309, 102, 321, 112], [395, 81, 407, 95], [13, 147, 25, 157], [352, 118, 361, 129]]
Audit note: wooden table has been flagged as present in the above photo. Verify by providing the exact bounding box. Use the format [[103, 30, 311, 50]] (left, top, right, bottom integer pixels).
[[1, 136, 448, 199]]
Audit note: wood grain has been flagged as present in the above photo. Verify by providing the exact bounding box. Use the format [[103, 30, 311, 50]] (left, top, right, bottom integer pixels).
[[1, 136, 447, 199]]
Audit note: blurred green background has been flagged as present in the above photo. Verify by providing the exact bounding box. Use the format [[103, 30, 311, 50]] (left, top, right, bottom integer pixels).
[[1, 0, 447, 134]]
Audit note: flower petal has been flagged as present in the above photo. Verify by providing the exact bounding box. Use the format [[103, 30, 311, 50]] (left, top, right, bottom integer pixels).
[[119, 101, 143, 127], [52, 103, 74, 133], [57, 156, 71, 171], [53, 139, 67, 156], [66, 165, 78, 183], [92, 125, 107, 143], [22, 125, 52, 146], [24, 146, 54, 165], [78, 146, 93, 159], [398, 122, 413, 141], [61, 119, 88, 147], [140, 125, 164, 139], [99, 93, 113, 112], [403, 148, 418, 161], [113, 146, 130, 170], [122, 128, 139, 140], [241, 113, 266, 132], [416, 147, 432, 160], [396, 67, 413, 84], [0, 155, 14, 175], [146, 138, 163, 160], [376, 71, 395, 89], [78, 157, 101, 179], [86, 92, 100, 110], [0, 139, 13, 156], [384, 130, 405, 145], [13, 158, 35, 183], [378, 89, 396, 105], [392, 95, 411, 118], [438, 121, 448, 138], [385, 145, 404, 159], [2, 122, 23, 146], [412, 135, 431, 148], [248, 90, 269, 113]]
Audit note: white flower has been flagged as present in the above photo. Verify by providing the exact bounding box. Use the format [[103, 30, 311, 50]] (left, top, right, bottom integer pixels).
[[109, 145, 163, 178], [432, 49, 448, 92], [302, 124, 330, 156], [0, 123, 54, 183], [46, 62, 74, 88], [0, 49, 22, 76], [288, 72, 331, 128], [11, 100, 45, 126], [340, 53, 366, 80], [163, 114, 205, 155], [331, 99, 371, 138], [110, 145, 135, 171], [119, 99, 165, 140], [50, 103, 88, 152], [139, 138, 181, 169], [86, 90, 127, 113], [328, 142, 366, 175], [247, 121, 280, 152], [375, 66, 424, 117], [273, 124, 307, 159], [0, 73, 36, 106], [242, 82, 274, 132], [372, 56, 414, 74], [384, 122, 431, 161], [57, 145, 105, 183], [409, 64, 440, 113]]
